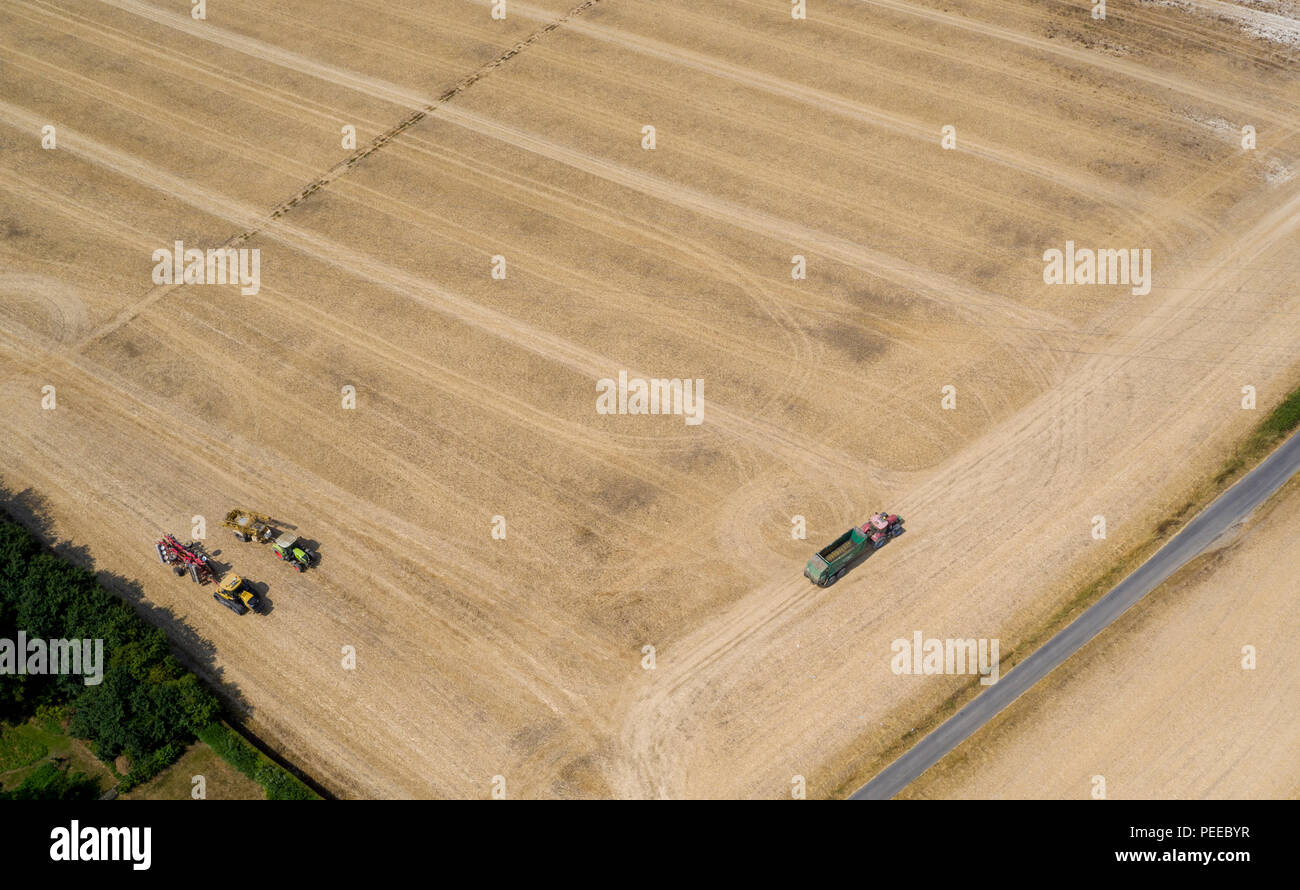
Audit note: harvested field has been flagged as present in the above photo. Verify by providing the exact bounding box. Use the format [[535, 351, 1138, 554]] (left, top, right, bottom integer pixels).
[[0, 0, 1298, 797]]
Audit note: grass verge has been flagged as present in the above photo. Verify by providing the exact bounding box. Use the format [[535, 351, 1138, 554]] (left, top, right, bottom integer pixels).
[[196, 722, 322, 800]]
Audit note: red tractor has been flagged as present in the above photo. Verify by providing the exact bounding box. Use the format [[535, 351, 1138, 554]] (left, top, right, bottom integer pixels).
[[154, 533, 215, 585], [804, 512, 905, 586], [862, 512, 904, 548]]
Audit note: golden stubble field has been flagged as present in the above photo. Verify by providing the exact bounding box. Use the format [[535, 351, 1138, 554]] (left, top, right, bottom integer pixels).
[[0, 0, 1298, 797]]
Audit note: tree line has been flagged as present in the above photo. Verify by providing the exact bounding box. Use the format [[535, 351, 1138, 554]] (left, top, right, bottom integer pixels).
[[0, 518, 218, 792]]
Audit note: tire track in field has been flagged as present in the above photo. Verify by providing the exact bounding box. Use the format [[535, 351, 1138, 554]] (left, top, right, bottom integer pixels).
[[1, 162, 738, 573], [334, 0, 1154, 235], [0, 24, 863, 404], [142, 301, 736, 582], [8, 0, 365, 131], [348, 173, 830, 421], [12, 0, 795, 402], [613, 175, 1300, 798], [83, 0, 602, 225], [48, 2, 1062, 412], [175, 288, 742, 552], [88, 0, 1071, 366], [10, 3, 826, 417], [0, 103, 902, 489], [1004, 0, 1295, 73], [34, 0, 917, 480], [492, 0, 1157, 217], [698, 0, 1231, 247], [395, 107, 1064, 400]]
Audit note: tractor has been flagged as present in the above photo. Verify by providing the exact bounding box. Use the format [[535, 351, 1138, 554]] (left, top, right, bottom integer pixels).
[[223, 509, 317, 572], [803, 512, 905, 587], [213, 574, 262, 615], [271, 533, 316, 572]]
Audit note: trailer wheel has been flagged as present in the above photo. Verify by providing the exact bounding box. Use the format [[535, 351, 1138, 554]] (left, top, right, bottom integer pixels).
[[173, 566, 186, 577]]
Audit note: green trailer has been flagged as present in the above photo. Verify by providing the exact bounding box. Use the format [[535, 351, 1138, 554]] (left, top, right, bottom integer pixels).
[[223, 508, 317, 572], [804, 512, 904, 586]]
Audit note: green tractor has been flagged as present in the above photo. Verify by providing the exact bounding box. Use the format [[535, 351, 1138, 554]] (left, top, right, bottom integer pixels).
[[213, 574, 262, 615], [223, 509, 317, 572], [272, 533, 316, 572]]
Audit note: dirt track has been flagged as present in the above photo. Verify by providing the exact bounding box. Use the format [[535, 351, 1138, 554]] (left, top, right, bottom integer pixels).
[[1, 0, 1298, 797]]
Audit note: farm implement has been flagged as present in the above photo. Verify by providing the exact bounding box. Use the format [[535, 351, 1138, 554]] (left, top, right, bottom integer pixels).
[[154, 533, 215, 585], [803, 512, 905, 587], [222, 508, 317, 572]]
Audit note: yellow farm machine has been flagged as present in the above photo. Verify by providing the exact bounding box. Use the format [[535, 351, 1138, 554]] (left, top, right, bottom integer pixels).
[[221, 509, 317, 572], [212, 573, 262, 615]]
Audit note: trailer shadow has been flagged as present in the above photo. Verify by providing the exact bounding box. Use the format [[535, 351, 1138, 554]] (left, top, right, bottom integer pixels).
[[828, 526, 906, 586], [199, 547, 232, 580], [838, 546, 877, 580]]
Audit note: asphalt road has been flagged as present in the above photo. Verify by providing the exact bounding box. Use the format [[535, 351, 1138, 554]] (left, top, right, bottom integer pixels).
[[851, 429, 1300, 800]]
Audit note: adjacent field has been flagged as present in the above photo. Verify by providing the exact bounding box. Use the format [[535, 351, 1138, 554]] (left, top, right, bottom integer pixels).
[[1, 0, 1298, 797]]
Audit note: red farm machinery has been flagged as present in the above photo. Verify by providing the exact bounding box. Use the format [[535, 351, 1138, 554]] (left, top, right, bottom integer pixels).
[[154, 533, 215, 585]]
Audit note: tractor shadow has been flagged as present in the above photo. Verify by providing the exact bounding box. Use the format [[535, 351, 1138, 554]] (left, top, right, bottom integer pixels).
[[202, 550, 274, 616], [246, 578, 274, 616], [295, 538, 323, 569], [199, 547, 233, 579]]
